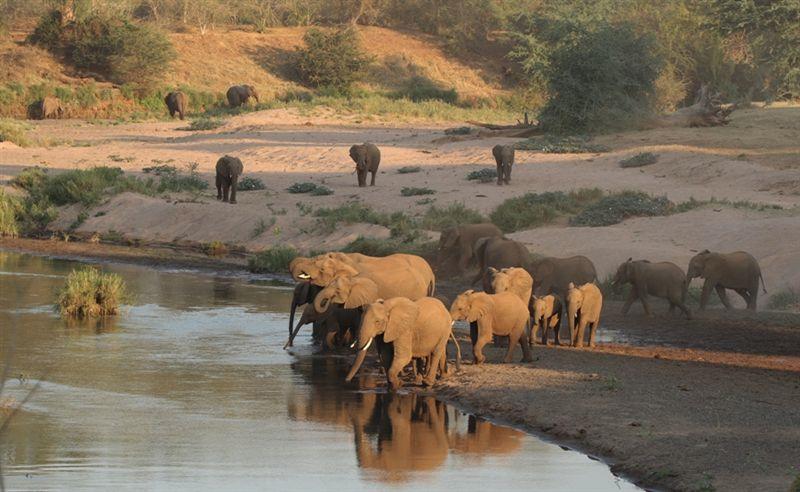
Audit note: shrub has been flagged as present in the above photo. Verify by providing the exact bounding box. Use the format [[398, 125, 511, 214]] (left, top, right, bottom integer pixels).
[[0, 190, 21, 237], [466, 168, 498, 183], [515, 135, 610, 153], [401, 187, 435, 197], [157, 169, 208, 193], [420, 203, 486, 231], [767, 288, 799, 311], [309, 185, 333, 196], [397, 166, 421, 174], [0, 119, 32, 147], [620, 152, 659, 168], [394, 76, 458, 104], [183, 117, 225, 131], [248, 245, 298, 273], [287, 182, 319, 194], [203, 241, 228, 257], [238, 177, 266, 191], [42, 167, 150, 206], [445, 126, 472, 135], [57, 267, 127, 318], [313, 202, 385, 231], [490, 189, 603, 233], [569, 191, 673, 227], [294, 27, 372, 92]]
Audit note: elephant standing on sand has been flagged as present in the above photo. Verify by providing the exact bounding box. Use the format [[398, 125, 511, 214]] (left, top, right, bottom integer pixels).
[[686, 250, 766, 311], [436, 223, 503, 274], [529, 255, 597, 298], [226, 85, 259, 107], [492, 144, 515, 185], [612, 258, 691, 319], [215, 155, 243, 203], [531, 295, 563, 346], [349, 143, 380, 187], [164, 91, 188, 120]]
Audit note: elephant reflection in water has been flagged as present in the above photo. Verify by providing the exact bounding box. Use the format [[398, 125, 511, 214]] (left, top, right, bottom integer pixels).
[[448, 414, 523, 458]]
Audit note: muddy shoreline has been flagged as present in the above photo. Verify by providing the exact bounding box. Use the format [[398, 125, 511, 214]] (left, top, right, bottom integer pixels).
[[3, 238, 799, 491]]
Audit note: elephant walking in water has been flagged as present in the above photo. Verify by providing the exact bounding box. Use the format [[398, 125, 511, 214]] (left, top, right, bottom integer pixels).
[[687, 250, 766, 311]]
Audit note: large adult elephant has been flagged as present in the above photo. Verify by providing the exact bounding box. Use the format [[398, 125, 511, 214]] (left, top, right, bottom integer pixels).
[[436, 223, 503, 274], [349, 143, 381, 187], [686, 250, 766, 311], [284, 281, 362, 349], [529, 255, 597, 297], [35, 96, 63, 119], [472, 236, 532, 289], [612, 258, 691, 319], [215, 155, 243, 203], [164, 91, 188, 120], [226, 85, 259, 107]]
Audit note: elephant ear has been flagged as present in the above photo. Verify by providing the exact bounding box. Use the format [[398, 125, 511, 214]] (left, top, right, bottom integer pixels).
[[467, 292, 492, 322], [383, 298, 419, 343], [343, 277, 379, 309], [289, 257, 311, 279], [441, 228, 459, 249], [318, 258, 358, 284]]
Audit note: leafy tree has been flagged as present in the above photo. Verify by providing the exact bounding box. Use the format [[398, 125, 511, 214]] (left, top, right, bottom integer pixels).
[[294, 27, 371, 92]]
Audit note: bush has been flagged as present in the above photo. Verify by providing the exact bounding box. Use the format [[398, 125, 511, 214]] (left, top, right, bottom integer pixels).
[[393, 76, 458, 104], [294, 27, 372, 92], [569, 191, 673, 227], [538, 24, 662, 133], [287, 182, 319, 194], [248, 245, 298, 273], [238, 177, 266, 191], [57, 267, 127, 318], [620, 152, 659, 168], [466, 168, 497, 183], [401, 187, 435, 197], [309, 185, 333, 196], [183, 117, 225, 131], [445, 126, 472, 135], [515, 135, 610, 153], [767, 288, 799, 311], [420, 203, 486, 231], [0, 119, 32, 147], [490, 189, 603, 233], [203, 241, 228, 257], [0, 190, 21, 237], [313, 202, 385, 231], [397, 166, 421, 174]]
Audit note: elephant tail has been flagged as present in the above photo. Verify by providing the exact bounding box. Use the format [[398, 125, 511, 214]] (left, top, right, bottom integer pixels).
[[449, 329, 461, 372], [759, 272, 767, 294], [428, 278, 436, 297]]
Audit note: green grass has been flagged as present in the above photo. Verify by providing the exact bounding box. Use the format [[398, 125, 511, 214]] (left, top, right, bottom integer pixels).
[[490, 188, 603, 232], [181, 117, 225, 131], [56, 267, 127, 318], [685, 286, 721, 306], [310, 185, 334, 196], [401, 187, 435, 197], [287, 182, 320, 194], [466, 168, 497, 183], [569, 191, 672, 227], [396, 166, 421, 174], [445, 126, 472, 135], [0, 118, 32, 147], [673, 197, 784, 214], [0, 189, 21, 237], [620, 152, 658, 168], [248, 245, 298, 273], [313, 202, 387, 231], [767, 288, 799, 311], [515, 135, 610, 153], [238, 176, 266, 191], [420, 203, 486, 231]]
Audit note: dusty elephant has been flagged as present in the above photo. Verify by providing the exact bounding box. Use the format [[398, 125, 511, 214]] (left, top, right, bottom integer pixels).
[[529, 255, 597, 297], [436, 223, 503, 274], [566, 282, 603, 348], [531, 295, 563, 346], [346, 297, 460, 389], [492, 144, 515, 185], [488, 267, 533, 303], [215, 155, 243, 203], [349, 143, 381, 187], [34, 96, 64, 119], [613, 258, 691, 319], [450, 290, 532, 364], [226, 84, 259, 107], [472, 236, 532, 289], [164, 91, 188, 120], [687, 250, 766, 311]]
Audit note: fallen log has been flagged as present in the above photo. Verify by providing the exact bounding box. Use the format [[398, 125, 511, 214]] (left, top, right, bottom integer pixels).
[[651, 85, 736, 128]]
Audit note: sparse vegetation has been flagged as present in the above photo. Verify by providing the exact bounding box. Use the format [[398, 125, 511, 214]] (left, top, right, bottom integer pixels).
[[203, 241, 228, 257], [294, 27, 371, 92], [397, 166, 421, 174], [0, 189, 21, 237], [248, 245, 298, 273], [445, 126, 472, 135], [56, 267, 127, 318], [310, 185, 333, 196], [401, 187, 435, 197], [393, 76, 458, 104], [0, 118, 32, 146], [515, 135, 609, 153], [466, 168, 497, 183], [570, 192, 673, 227], [620, 152, 659, 168], [420, 203, 486, 231], [183, 117, 225, 131], [251, 217, 276, 239], [490, 189, 603, 233], [287, 182, 320, 194], [238, 177, 266, 191], [69, 211, 89, 231], [767, 288, 799, 311]]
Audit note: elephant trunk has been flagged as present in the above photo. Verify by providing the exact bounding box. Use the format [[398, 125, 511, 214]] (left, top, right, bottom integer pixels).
[[568, 306, 577, 346], [449, 331, 461, 371], [314, 289, 332, 313], [286, 299, 298, 347], [345, 337, 373, 382]]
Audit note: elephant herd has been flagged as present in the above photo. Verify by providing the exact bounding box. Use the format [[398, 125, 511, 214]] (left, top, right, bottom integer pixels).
[[164, 85, 260, 120]]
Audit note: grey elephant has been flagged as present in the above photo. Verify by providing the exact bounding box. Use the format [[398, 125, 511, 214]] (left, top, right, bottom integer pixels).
[[226, 85, 259, 107], [492, 144, 514, 185], [529, 255, 597, 297], [34, 96, 63, 119], [686, 250, 766, 311], [215, 155, 243, 203], [472, 236, 531, 289], [612, 258, 691, 319], [436, 223, 503, 274], [164, 91, 188, 120], [349, 143, 381, 187]]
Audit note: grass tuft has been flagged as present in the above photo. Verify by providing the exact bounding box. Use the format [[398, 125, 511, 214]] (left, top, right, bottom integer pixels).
[[57, 267, 127, 318], [420, 203, 486, 231], [767, 288, 799, 311], [396, 166, 421, 174], [203, 241, 228, 257], [466, 168, 498, 183], [620, 152, 658, 168], [248, 245, 298, 273], [401, 187, 435, 197], [0, 119, 33, 147], [515, 135, 609, 153], [0, 189, 21, 237], [182, 117, 225, 131], [238, 176, 266, 191], [287, 182, 320, 194]]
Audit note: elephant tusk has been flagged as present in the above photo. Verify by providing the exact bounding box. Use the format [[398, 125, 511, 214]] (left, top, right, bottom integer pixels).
[[361, 338, 373, 351], [297, 273, 310, 279], [350, 340, 357, 349]]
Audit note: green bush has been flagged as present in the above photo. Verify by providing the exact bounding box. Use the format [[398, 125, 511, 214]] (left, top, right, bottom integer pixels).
[[515, 135, 609, 153], [445, 126, 472, 135], [238, 177, 266, 191], [569, 191, 673, 227], [313, 202, 385, 231], [620, 152, 659, 168], [393, 76, 458, 104], [767, 288, 799, 311], [287, 182, 320, 194], [294, 27, 372, 92], [248, 245, 298, 273], [490, 189, 603, 233], [183, 117, 225, 131], [0, 119, 32, 147], [401, 187, 435, 197], [466, 168, 497, 183], [0, 190, 21, 237], [310, 185, 334, 196], [57, 267, 127, 318], [420, 203, 486, 231], [397, 166, 421, 174]]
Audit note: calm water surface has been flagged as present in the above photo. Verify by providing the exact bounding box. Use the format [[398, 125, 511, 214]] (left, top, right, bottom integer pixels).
[[0, 252, 639, 491]]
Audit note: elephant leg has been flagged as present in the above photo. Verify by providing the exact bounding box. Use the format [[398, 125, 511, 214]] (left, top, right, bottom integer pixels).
[[573, 320, 586, 348], [424, 342, 446, 386], [747, 282, 758, 311], [715, 285, 733, 310], [387, 355, 410, 390], [553, 316, 562, 345], [216, 175, 222, 200], [357, 170, 366, 187], [514, 328, 532, 363], [370, 170, 376, 186], [229, 177, 238, 204], [588, 321, 599, 348], [621, 289, 638, 315], [473, 328, 491, 365], [639, 292, 653, 317], [699, 280, 715, 310], [324, 330, 337, 350], [504, 164, 511, 184], [222, 182, 230, 202], [536, 321, 546, 347], [456, 249, 472, 273], [496, 161, 503, 185], [670, 294, 693, 320]]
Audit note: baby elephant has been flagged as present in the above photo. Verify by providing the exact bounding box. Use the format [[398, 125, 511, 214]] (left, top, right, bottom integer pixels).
[[164, 91, 188, 120], [349, 143, 380, 187], [566, 282, 602, 348], [613, 258, 691, 319], [492, 144, 514, 185], [215, 155, 243, 204], [531, 295, 563, 346]]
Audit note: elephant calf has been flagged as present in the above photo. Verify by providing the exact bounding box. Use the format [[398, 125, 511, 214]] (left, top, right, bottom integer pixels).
[[612, 258, 691, 319], [531, 295, 563, 346], [215, 155, 243, 204], [492, 144, 514, 185], [164, 91, 188, 120], [349, 143, 381, 187], [227, 85, 259, 108], [566, 282, 602, 348]]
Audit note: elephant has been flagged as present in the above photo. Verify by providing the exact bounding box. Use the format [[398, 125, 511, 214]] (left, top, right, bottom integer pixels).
[[450, 290, 532, 364], [349, 143, 381, 187], [346, 297, 461, 389], [529, 255, 597, 298], [472, 236, 532, 289], [215, 155, 243, 203], [686, 250, 766, 311], [492, 144, 515, 185], [566, 282, 602, 348], [226, 84, 259, 107], [35, 96, 63, 119], [436, 223, 503, 274], [488, 267, 533, 304], [164, 91, 188, 120], [612, 258, 691, 319], [284, 281, 361, 349], [531, 295, 563, 346]]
